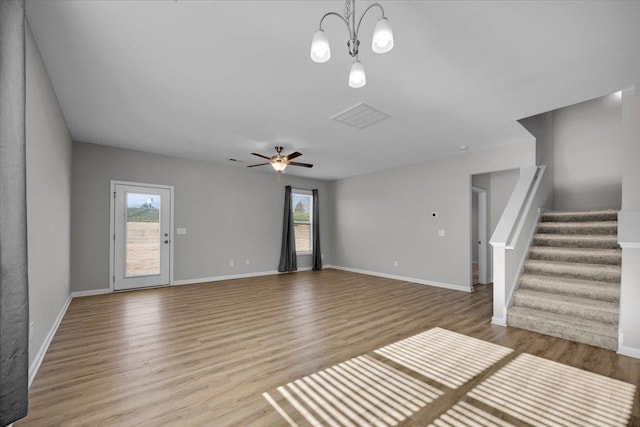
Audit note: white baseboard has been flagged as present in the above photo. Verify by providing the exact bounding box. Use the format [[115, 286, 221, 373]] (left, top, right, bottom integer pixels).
[[29, 294, 72, 388], [491, 316, 507, 327], [71, 288, 111, 298], [70, 268, 317, 294], [618, 331, 640, 359], [171, 267, 313, 287], [326, 265, 472, 292]]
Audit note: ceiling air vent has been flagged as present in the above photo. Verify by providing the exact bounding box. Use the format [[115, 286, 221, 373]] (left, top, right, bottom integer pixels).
[[331, 102, 390, 129]]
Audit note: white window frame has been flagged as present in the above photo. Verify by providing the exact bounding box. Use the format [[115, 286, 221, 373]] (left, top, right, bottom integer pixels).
[[292, 189, 313, 255]]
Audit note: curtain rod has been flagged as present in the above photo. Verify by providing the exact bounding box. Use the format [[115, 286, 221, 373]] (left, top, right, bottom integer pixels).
[[289, 186, 317, 192]]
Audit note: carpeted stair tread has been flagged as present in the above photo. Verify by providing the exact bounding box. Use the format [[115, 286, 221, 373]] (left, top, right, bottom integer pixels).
[[513, 289, 619, 324], [524, 259, 620, 283], [533, 233, 619, 249], [507, 306, 618, 350], [519, 273, 619, 302], [528, 246, 621, 265], [536, 221, 617, 235], [509, 208, 620, 351], [540, 209, 618, 223]]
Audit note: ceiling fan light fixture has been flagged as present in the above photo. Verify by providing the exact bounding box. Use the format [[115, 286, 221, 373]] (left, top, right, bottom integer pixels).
[[271, 160, 287, 172], [349, 60, 366, 88], [248, 147, 312, 173], [372, 17, 394, 53], [310, 29, 331, 63]]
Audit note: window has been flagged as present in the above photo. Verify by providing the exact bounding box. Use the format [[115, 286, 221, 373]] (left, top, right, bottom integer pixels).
[[292, 190, 312, 254]]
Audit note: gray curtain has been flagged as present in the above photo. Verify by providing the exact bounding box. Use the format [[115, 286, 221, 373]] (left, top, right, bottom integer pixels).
[[278, 186, 297, 272], [0, 0, 29, 425], [312, 189, 322, 270]]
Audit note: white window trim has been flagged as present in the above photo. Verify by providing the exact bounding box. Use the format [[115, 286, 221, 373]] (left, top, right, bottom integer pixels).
[[292, 189, 313, 255]]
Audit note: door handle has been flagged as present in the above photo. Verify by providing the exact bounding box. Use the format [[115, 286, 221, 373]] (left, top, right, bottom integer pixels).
[[164, 240, 170, 244]]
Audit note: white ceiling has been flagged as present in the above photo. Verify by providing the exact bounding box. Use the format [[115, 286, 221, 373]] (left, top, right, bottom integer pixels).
[[26, 0, 640, 180]]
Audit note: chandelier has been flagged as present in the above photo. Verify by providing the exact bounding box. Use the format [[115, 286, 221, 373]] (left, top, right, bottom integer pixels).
[[310, 0, 394, 88]]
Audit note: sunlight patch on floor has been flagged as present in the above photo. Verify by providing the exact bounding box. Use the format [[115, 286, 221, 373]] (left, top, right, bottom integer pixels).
[[428, 400, 515, 427], [374, 327, 513, 388], [468, 353, 637, 427], [263, 354, 443, 427], [264, 328, 637, 427]]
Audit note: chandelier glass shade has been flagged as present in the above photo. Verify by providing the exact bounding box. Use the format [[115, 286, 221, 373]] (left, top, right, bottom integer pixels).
[[348, 60, 366, 88], [271, 159, 287, 172], [372, 17, 393, 53], [310, 0, 394, 88], [310, 29, 331, 63]]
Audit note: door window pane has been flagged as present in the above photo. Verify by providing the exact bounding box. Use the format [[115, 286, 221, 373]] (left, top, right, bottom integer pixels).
[[126, 193, 161, 277]]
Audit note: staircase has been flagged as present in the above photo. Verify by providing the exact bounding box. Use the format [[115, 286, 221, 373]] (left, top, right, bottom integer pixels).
[[507, 209, 621, 350]]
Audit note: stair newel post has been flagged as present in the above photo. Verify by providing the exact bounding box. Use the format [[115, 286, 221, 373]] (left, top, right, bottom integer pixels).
[[492, 243, 508, 326]]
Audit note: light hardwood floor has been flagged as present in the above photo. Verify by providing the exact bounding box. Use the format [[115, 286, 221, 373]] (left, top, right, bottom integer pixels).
[[17, 269, 640, 426]]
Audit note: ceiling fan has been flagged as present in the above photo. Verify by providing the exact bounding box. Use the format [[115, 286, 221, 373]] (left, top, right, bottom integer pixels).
[[247, 146, 313, 173]]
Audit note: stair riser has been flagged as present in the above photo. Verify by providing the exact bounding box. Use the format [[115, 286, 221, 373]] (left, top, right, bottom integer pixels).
[[532, 236, 619, 249], [528, 251, 621, 265], [513, 294, 618, 324], [518, 281, 619, 303], [536, 224, 617, 235], [507, 313, 617, 351], [541, 213, 618, 223], [524, 264, 620, 283], [512, 209, 621, 351]]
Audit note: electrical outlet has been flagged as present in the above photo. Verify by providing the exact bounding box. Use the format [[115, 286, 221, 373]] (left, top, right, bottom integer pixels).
[[393, 260, 398, 267], [229, 260, 234, 267], [245, 259, 250, 265]]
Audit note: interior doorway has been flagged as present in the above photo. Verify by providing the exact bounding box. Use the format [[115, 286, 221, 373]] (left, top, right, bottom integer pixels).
[[110, 181, 173, 291], [472, 186, 488, 286]]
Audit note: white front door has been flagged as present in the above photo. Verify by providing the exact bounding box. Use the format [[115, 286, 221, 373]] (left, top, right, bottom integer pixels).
[[113, 183, 171, 290]]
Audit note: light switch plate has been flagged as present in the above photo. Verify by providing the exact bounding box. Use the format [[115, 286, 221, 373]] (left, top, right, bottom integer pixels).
[[176, 228, 187, 235], [438, 229, 446, 237]]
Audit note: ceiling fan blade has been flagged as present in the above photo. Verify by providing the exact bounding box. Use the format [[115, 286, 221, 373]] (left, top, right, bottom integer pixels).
[[251, 153, 272, 160], [285, 151, 303, 161], [288, 161, 314, 168], [246, 163, 270, 168]]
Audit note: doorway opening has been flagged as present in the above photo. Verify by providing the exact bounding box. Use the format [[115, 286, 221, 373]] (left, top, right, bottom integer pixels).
[[472, 186, 488, 287]]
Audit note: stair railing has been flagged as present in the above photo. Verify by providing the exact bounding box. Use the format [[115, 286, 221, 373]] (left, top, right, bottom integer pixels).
[[490, 165, 547, 326]]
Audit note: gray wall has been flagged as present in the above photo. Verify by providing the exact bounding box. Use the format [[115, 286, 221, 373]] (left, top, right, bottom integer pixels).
[[553, 94, 622, 210], [25, 23, 72, 368], [331, 142, 535, 290], [71, 142, 332, 292], [520, 110, 555, 210], [489, 169, 521, 241]]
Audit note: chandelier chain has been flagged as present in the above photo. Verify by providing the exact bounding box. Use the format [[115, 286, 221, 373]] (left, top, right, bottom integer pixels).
[[344, 0, 352, 22]]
